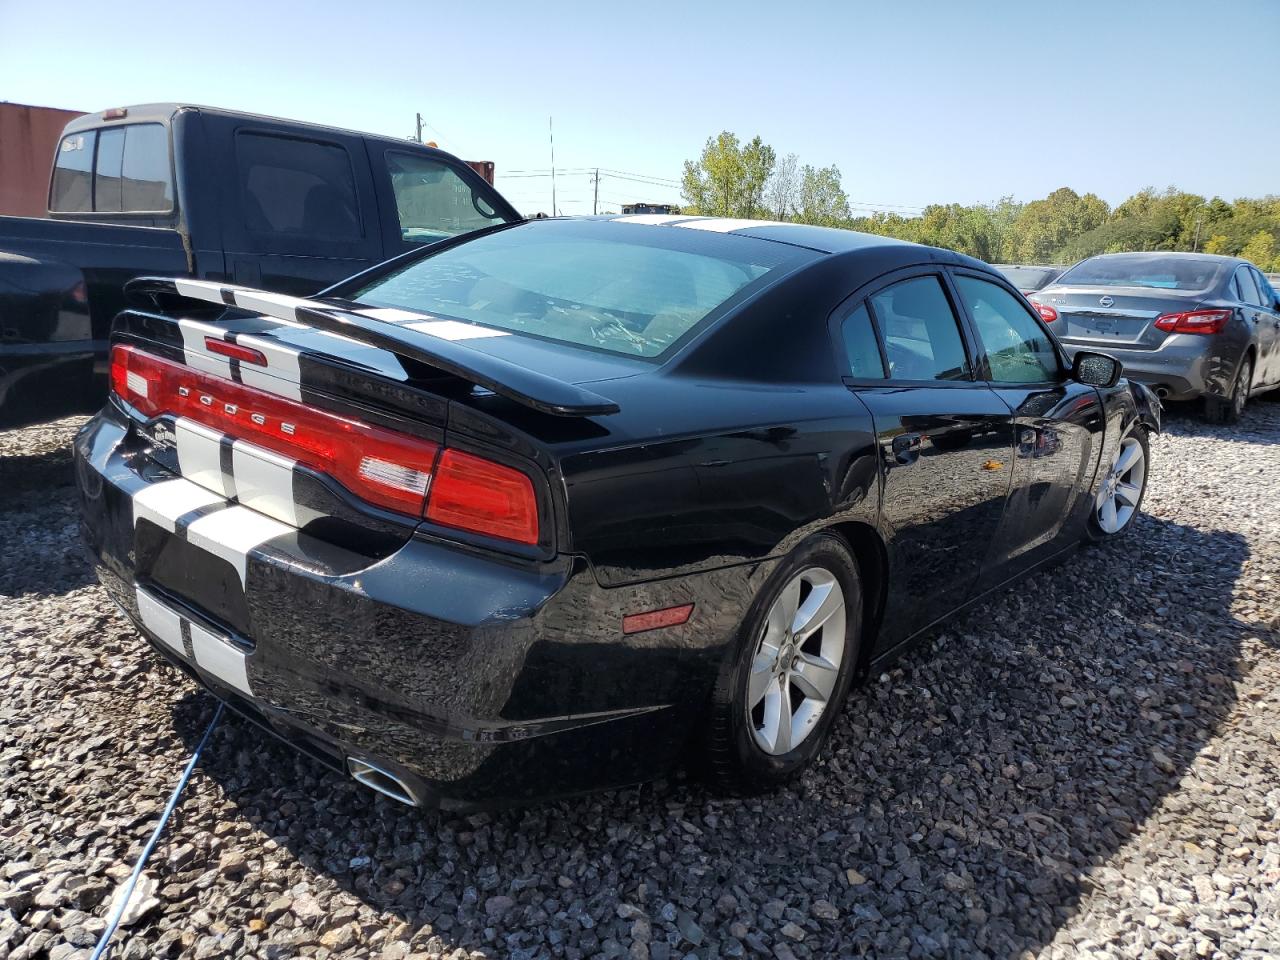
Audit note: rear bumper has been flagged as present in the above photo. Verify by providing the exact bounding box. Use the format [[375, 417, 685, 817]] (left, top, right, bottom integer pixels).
[[74, 407, 762, 808], [1058, 335, 1236, 402]]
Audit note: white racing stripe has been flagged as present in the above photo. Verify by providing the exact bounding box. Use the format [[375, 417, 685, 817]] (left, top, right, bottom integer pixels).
[[174, 278, 229, 301], [232, 289, 309, 322], [405, 319, 510, 341], [175, 418, 235, 499], [185, 505, 292, 586], [177, 317, 233, 379], [358, 306, 430, 325], [231, 440, 323, 529], [614, 214, 690, 225], [135, 587, 184, 654], [133, 478, 226, 533], [231, 333, 303, 400], [189, 621, 252, 695], [674, 217, 784, 233]]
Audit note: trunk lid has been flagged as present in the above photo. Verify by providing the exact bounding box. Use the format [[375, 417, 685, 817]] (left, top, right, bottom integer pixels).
[[115, 277, 634, 564], [1038, 286, 1203, 349]]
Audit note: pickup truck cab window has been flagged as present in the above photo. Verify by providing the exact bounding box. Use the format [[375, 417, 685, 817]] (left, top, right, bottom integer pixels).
[[236, 132, 362, 240], [49, 131, 96, 213], [386, 152, 507, 244], [52, 124, 174, 215]]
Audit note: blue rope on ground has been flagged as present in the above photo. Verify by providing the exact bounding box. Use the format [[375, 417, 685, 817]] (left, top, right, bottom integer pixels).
[[90, 702, 225, 960]]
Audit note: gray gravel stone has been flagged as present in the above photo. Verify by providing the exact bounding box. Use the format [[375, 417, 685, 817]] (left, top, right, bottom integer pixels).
[[3, 405, 1280, 959]]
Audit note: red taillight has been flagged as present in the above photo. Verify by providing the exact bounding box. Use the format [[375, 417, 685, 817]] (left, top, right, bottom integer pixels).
[[205, 336, 267, 366], [1030, 300, 1059, 323], [1153, 309, 1231, 335], [622, 603, 694, 635], [109, 344, 542, 543], [426, 449, 540, 545]]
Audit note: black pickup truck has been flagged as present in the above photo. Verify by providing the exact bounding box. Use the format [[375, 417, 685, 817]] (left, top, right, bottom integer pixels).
[[0, 103, 519, 427]]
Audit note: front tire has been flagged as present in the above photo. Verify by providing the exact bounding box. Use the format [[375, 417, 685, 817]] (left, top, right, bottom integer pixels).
[[1087, 426, 1149, 541], [1204, 356, 1252, 424], [703, 534, 862, 793]]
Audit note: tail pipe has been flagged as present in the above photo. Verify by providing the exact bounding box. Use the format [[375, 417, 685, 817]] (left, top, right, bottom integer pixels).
[[347, 756, 420, 806]]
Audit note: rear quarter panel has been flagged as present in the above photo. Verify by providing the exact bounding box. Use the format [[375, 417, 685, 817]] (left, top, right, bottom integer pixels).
[[556, 379, 881, 587]]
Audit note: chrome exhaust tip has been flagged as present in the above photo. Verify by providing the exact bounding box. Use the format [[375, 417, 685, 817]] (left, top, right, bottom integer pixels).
[[1154, 386, 1170, 399], [347, 757, 419, 807]]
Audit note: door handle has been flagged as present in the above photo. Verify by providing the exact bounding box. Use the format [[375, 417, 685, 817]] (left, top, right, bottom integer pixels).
[[891, 433, 922, 465]]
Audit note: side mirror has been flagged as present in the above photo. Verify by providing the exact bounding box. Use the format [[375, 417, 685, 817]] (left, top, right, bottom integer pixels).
[[1073, 351, 1122, 388]]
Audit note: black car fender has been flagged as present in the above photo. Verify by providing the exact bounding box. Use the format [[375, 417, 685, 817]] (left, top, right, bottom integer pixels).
[[1127, 379, 1163, 436]]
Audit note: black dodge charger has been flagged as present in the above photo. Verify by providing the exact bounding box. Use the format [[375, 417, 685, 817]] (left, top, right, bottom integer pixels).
[[74, 215, 1161, 808]]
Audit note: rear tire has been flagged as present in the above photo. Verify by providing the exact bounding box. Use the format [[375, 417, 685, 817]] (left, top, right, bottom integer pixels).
[[1204, 356, 1252, 424], [703, 533, 862, 794]]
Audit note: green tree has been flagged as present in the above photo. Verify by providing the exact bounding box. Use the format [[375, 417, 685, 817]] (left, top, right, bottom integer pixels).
[[795, 164, 851, 226], [1009, 188, 1109, 262], [1240, 230, 1278, 272], [680, 132, 776, 219]]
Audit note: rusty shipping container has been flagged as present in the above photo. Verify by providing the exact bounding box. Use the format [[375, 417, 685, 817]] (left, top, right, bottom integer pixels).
[[0, 102, 85, 218]]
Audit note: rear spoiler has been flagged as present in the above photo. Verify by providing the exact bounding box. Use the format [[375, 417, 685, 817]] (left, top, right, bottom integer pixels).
[[123, 277, 620, 417]]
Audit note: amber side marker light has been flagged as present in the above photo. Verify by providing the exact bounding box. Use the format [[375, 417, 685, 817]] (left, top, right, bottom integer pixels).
[[622, 603, 694, 635]]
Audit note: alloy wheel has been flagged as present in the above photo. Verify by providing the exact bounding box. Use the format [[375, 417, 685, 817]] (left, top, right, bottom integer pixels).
[[746, 567, 846, 756], [1095, 435, 1146, 535], [1233, 361, 1252, 418]]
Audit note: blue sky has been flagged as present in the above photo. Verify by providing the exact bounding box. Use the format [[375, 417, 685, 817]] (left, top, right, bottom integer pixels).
[[2, 0, 1277, 217]]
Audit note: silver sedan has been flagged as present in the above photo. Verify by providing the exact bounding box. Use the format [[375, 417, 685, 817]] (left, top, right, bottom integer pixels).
[[1031, 252, 1280, 422]]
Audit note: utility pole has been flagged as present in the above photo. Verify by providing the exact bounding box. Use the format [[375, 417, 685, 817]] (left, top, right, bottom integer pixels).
[[592, 167, 599, 215], [549, 117, 557, 216], [415, 112, 424, 145], [1192, 216, 1202, 252]]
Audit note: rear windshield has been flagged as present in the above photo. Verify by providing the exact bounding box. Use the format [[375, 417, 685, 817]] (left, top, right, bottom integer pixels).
[[996, 266, 1058, 290], [351, 219, 806, 358], [1056, 256, 1222, 291]]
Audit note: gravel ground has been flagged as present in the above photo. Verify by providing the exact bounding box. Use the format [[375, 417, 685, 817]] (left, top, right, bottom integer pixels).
[[1, 403, 1278, 960]]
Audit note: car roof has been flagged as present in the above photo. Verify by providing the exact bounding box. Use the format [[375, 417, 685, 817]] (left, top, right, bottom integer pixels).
[[61, 103, 456, 155], [593, 214, 926, 255]]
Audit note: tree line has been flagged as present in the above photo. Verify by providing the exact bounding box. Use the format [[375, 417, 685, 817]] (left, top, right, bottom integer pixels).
[[680, 132, 1280, 271]]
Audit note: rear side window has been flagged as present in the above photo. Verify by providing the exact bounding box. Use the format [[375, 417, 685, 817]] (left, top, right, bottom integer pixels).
[[868, 276, 970, 381], [1236, 267, 1263, 306], [51, 124, 173, 214], [49, 131, 96, 212], [236, 133, 361, 239], [955, 275, 1059, 383], [386, 152, 507, 244], [840, 304, 886, 379]]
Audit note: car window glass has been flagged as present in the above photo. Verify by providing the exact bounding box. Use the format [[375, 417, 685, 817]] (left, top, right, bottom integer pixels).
[[120, 124, 173, 212], [1236, 267, 1262, 306], [236, 132, 361, 239], [352, 219, 800, 359], [841, 303, 886, 379], [1251, 268, 1276, 309], [867, 276, 969, 381], [386, 152, 507, 244], [956, 275, 1059, 384], [93, 127, 126, 213], [49, 131, 96, 212]]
